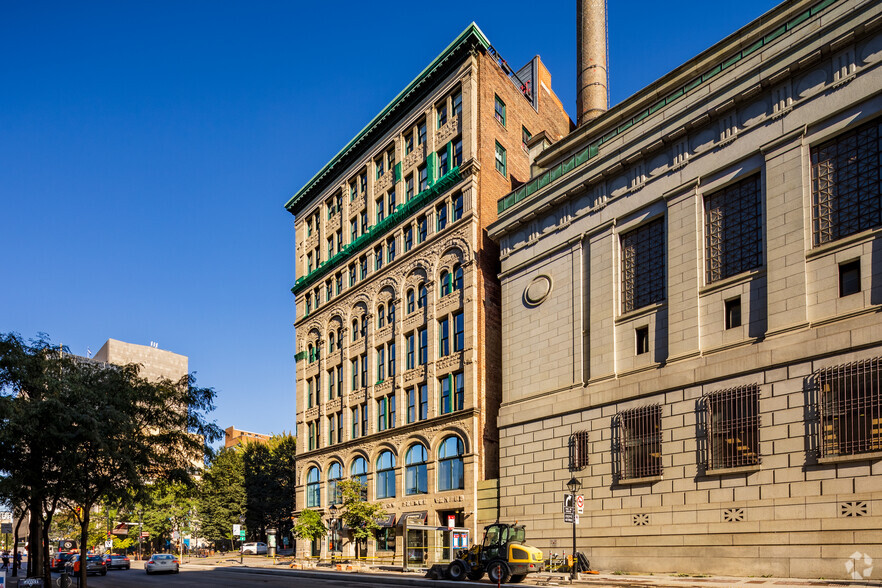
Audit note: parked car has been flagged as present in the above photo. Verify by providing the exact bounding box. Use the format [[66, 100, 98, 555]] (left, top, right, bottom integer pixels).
[[50, 552, 75, 572], [104, 553, 131, 570], [65, 554, 107, 576], [240, 542, 267, 555], [144, 553, 179, 574]]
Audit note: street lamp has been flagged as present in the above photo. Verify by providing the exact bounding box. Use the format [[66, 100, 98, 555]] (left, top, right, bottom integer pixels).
[[566, 477, 582, 580], [239, 515, 246, 565], [328, 504, 338, 564]]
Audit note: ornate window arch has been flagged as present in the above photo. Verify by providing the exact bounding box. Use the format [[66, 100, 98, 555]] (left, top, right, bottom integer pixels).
[[438, 436, 464, 491], [376, 451, 396, 499], [405, 444, 428, 495], [306, 467, 321, 507]]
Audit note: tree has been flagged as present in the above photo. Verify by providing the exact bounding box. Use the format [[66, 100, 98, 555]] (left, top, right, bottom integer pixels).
[[241, 434, 296, 543], [337, 479, 387, 560], [198, 447, 245, 551], [292, 509, 326, 547], [0, 333, 220, 586]]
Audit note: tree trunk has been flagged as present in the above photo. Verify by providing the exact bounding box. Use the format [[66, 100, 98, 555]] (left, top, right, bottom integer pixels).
[[12, 513, 23, 576], [41, 513, 52, 585], [79, 508, 91, 588]]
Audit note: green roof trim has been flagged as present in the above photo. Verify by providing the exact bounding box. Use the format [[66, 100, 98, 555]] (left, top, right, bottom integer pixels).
[[496, 0, 841, 216], [292, 166, 463, 296], [284, 23, 490, 215]]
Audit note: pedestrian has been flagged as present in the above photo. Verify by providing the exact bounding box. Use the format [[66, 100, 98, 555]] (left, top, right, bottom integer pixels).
[[1, 550, 9, 571], [13, 550, 21, 571]]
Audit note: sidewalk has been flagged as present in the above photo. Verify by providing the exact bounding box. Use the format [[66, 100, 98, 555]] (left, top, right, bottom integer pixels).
[[186, 555, 882, 588]]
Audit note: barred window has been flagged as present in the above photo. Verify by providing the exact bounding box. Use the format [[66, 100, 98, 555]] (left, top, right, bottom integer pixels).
[[568, 430, 590, 471], [817, 357, 882, 458], [704, 384, 760, 470], [705, 174, 763, 283], [621, 218, 666, 313], [811, 118, 882, 246], [616, 405, 662, 480]]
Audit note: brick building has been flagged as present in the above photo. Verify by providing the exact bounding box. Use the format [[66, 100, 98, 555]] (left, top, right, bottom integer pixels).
[[224, 426, 272, 449], [488, 0, 882, 579], [285, 24, 570, 563]]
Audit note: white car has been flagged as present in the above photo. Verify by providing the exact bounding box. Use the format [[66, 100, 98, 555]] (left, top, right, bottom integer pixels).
[[144, 553, 179, 574], [240, 542, 267, 555]]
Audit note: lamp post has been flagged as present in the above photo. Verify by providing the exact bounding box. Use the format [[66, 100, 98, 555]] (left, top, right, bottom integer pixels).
[[239, 515, 246, 565], [566, 476, 582, 580], [328, 503, 338, 564], [138, 510, 143, 561]]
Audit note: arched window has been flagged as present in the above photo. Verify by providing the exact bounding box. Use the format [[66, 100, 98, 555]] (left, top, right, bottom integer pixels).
[[329, 331, 336, 352], [352, 320, 359, 341], [360, 316, 367, 337], [376, 451, 396, 499], [378, 304, 386, 328], [439, 270, 450, 297], [328, 462, 343, 506], [306, 467, 320, 507], [407, 289, 415, 313], [405, 444, 428, 495], [388, 301, 396, 324], [438, 436, 464, 491], [351, 456, 368, 495], [418, 283, 427, 309], [453, 264, 463, 292]]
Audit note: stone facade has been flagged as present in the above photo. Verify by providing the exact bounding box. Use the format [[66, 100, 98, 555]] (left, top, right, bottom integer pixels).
[[488, 0, 882, 579], [92, 338, 188, 383], [285, 25, 570, 564]]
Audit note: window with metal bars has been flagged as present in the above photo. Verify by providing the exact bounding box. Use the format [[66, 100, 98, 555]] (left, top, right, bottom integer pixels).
[[621, 218, 666, 313], [705, 174, 763, 284], [816, 357, 882, 458], [568, 430, 590, 471], [616, 405, 662, 480], [811, 118, 882, 246], [703, 384, 760, 470]]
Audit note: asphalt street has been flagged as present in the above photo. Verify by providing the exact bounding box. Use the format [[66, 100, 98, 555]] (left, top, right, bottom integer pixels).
[[42, 568, 401, 587]]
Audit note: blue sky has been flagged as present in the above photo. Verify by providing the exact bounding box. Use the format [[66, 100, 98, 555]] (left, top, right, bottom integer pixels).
[[0, 0, 778, 442]]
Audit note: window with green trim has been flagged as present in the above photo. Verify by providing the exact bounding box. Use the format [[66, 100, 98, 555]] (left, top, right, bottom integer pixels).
[[452, 137, 462, 167], [495, 142, 506, 176], [376, 197, 385, 223], [438, 316, 450, 357], [453, 193, 463, 221], [418, 165, 428, 192], [494, 95, 505, 126], [405, 132, 414, 155], [452, 91, 462, 118], [418, 120, 427, 145], [522, 126, 532, 150], [406, 174, 414, 200], [437, 203, 448, 231], [437, 101, 447, 129]]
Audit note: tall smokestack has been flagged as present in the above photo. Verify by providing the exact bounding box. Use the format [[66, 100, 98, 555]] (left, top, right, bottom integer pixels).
[[577, 0, 608, 127]]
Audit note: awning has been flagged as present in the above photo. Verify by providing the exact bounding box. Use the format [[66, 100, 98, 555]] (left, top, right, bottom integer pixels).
[[112, 523, 129, 536], [397, 511, 428, 527], [375, 514, 396, 528]]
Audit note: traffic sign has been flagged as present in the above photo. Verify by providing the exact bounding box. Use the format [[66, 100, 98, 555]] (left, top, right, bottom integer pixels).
[[563, 506, 575, 515], [239, 530, 246, 541], [576, 495, 584, 514], [564, 512, 574, 524], [232, 524, 241, 535]]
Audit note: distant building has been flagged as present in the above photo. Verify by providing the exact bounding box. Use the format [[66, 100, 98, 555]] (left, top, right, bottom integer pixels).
[[488, 0, 882, 579], [93, 338, 188, 383], [286, 23, 571, 563], [225, 426, 272, 448]]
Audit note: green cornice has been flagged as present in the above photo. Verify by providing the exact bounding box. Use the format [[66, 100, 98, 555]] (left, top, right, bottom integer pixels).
[[284, 23, 489, 216]]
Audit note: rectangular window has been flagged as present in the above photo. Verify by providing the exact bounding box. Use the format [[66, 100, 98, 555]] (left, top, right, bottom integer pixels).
[[306, 253, 313, 273], [569, 430, 590, 470], [418, 216, 427, 243], [495, 142, 506, 176], [337, 410, 343, 442], [388, 188, 396, 210], [406, 333, 415, 369], [306, 379, 313, 409], [328, 368, 335, 399], [326, 281, 332, 302], [387, 237, 396, 263], [350, 181, 357, 201], [389, 392, 396, 428], [406, 174, 414, 200], [387, 149, 395, 170], [361, 354, 368, 388], [336, 273, 342, 295], [407, 387, 416, 423], [336, 230, 343, 253], [418, 165, 428, 192], [360, 172, 367, 193], [375, 246, 383, 271], [418, 120, 426, 145], [453, 371, 464, 411], [360, 210, 368, 235], [811, 119, 882, 246], [327, 238, 334, 259], [452, 137, 462, 167], [360, 256, 368, 280], [404, 227, 413, 252], [376, 157, 384, 179], [418, 328, 428, 365], [349, 264, 356, 287], [440, 375, 451, 414], [336, 366, 343, 398], [388, 342, 396, 377], [621, 218, 666, 313], [522, 126, 532, 150], [361, 401, 368, 436], [616, 405, 662, 480], [377, 347, 385, 381], [453, 193, 463, 221], [437, 102, 447, 128], [494, 95, 506, 126], [437, 203, 448, 231], [438, 146, 449, 176], [376, 528, 395, 551], [438, 317, 450, 357], [704, 384, 760, 469], [453, 311, 464, 352], [405, 132, 414, 155], [376, 197, 385, 223], [452, 92, 462, 118], [378, 397, 387, 431], [328, 414, 336, 445], [419, 383, 428, 420], [351, 219, 358, 243], [817, 357, 882, 458], [705, 175, 763, 284], [352, 406, 359, 439], [351, 358, 359, 391], [636, 326, 649, 355], [839, 260, 861, 297], [725, 297, 741, 329]]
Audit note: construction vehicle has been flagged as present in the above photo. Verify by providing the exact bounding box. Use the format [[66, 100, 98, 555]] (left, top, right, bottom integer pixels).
[[435, 522, 544, 584]]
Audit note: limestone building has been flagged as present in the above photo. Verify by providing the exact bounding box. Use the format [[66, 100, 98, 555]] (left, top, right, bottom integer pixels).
[[286, 24, 570, 563], [488, 0, 882, 579], [93, 338, 188, 383]]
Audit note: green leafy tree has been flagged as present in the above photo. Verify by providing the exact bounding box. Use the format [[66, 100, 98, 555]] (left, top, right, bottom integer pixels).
[[337, 479, 387, 560], [198, 447, 245, 550], [292, 509, 326, 546], [241, 434, 296, 543]]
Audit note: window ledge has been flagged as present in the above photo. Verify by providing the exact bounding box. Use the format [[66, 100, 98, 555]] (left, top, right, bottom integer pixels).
[[699, 268, 764, 297], [615, 301, 666, 324], [818, 451, 882, 465], [704, 464, 761, 476], [806, 226, 882, 260], [616, 475, 662, 486]]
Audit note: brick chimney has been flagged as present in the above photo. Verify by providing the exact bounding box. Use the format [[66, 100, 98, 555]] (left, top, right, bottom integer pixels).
[[577, 0, 608, 126]]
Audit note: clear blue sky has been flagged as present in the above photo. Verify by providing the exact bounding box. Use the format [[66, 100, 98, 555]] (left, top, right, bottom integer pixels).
[[0, 0, 778, 441]]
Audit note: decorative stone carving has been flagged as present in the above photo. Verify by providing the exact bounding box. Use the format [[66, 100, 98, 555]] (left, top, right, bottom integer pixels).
[[795, 68, 827, 98], [402, 144, 426, 173], [437, 291, 464, 315], [436, 352, 464, 373], [524, 275, 553, 306], [374, 168, 394, 194], [349, 390, 366, 404], [327, 213, 341, 233], [326, 397, 342, 413], [305, 406, 320, 421], [375, 379, 393, 395], [436, 114, 461, 145], [832, 46, 856, 85], [771, 81, 792, 117]]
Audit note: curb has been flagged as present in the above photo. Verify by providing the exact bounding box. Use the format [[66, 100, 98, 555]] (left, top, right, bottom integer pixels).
[[207, 565, 480, 587]]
